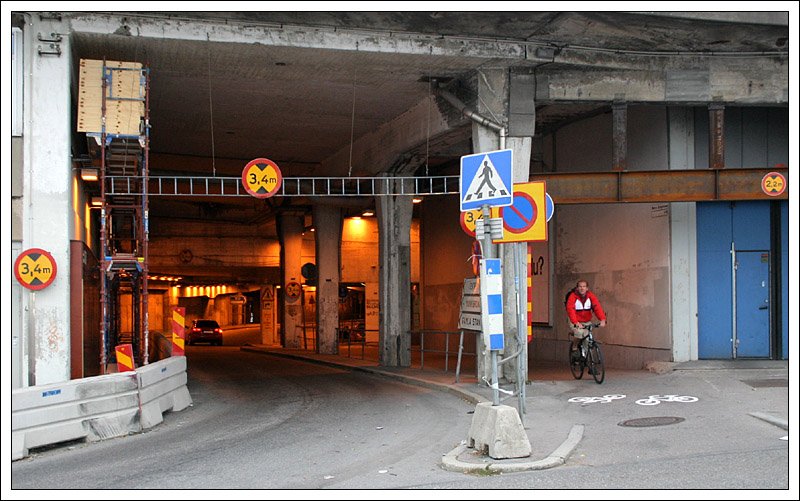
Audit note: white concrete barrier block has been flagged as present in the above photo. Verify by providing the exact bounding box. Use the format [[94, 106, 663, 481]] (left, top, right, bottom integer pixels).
[[467, 402, 532, 459], [137, 357, 193, 429]]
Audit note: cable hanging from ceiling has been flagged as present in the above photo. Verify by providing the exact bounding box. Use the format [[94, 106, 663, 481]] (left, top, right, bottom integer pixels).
[[348, 65, 357, 178], [206, 32, 217, 177]]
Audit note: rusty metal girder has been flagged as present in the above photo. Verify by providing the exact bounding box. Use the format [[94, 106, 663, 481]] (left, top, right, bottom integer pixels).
[[536, 167, 789, 204]]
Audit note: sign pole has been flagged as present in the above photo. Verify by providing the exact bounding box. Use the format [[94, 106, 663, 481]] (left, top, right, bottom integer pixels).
[[481, 204, 500, 406]]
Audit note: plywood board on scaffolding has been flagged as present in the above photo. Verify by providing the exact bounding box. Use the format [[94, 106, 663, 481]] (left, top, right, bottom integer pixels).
[[77, 59, 145, 135]]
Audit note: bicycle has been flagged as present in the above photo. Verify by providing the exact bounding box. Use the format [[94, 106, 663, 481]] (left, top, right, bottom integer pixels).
[[569, 322, 605, 384]]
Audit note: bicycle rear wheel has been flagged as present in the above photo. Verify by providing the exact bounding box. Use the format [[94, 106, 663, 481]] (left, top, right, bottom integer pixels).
[[587, 342, 605, 384], [569, 343, 584, 379]]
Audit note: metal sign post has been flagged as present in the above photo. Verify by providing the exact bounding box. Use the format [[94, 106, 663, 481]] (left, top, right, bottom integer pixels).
[[479, 205, 505, 406]]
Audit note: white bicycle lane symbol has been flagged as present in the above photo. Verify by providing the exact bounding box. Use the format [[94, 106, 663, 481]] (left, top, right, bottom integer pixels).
[[634, 394, 699, 406], [568, 394, 699, 405], [568, 394, 627, 404]]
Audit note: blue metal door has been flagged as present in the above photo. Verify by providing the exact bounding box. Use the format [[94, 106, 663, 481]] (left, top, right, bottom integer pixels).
[[735, 251, 770, 358]]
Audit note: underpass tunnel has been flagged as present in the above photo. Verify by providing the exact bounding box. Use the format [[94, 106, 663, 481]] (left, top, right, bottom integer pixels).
[[10, 12, 788, 387]]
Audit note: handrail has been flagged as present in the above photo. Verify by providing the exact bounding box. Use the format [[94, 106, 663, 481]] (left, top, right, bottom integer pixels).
[[335, 327, 378, 360], [408, 329, 478, 382]]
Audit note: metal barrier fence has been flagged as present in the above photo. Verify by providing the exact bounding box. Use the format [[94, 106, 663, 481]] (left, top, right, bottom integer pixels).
[[335, 328, 378, 360], [409, 329, 479, 383]]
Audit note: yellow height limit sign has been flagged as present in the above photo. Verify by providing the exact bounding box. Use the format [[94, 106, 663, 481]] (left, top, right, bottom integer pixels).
[[15, 248, 58, 290], [242, 158, 283, 198]]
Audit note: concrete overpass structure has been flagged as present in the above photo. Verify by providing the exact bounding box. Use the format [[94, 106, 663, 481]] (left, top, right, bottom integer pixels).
[[9, 10, 791, 388]]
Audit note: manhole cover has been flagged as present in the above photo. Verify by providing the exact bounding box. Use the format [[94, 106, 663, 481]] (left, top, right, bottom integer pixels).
[[741, 378, 788, 388], [618, 416, 685, 427]]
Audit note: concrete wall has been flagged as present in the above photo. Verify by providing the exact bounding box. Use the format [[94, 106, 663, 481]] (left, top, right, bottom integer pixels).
[[531, 106, 678, 369], [420, 194, 474, 331], [18, 15, 74, 385], [340, 217, 420, 284]]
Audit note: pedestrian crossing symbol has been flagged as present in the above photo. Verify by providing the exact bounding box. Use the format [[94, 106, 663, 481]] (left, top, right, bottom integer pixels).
[[460, 149, 513, 211]]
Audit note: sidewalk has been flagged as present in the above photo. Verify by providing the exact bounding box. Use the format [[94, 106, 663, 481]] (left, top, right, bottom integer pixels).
[[239, 344, 790, 474]]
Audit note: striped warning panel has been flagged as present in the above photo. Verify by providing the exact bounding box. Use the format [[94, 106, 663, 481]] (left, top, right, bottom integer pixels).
[[527, 243, 532, 343], [480, 258, 504, 351], [172, 307, 186, 356], [116, 344, 135, 372]]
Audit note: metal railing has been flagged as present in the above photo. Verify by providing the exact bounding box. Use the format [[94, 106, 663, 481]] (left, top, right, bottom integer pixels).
[[335, 328, 378, 360], [409, 329, 479, 383]]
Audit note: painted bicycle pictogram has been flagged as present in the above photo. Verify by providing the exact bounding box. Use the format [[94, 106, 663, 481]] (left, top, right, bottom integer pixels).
[[634, 394, 699, 406], [568, 394, 627, 405]]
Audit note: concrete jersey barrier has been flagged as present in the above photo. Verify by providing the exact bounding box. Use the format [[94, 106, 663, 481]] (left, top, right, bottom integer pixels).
[[12, 356, 192, 460]]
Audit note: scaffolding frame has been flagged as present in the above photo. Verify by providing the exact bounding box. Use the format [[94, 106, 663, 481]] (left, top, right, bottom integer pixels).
[[94, 61, 151, 372]]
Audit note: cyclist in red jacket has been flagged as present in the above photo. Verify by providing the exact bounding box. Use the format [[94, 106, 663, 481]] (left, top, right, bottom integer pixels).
[[566, 279, 607, 354]]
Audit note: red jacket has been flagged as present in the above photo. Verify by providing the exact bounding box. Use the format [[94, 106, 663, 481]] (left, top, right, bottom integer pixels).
[[566, 290, 606, 324]]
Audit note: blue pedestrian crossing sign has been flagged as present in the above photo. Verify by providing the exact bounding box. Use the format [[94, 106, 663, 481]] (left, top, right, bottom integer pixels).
[[460, 149, 513, 211]]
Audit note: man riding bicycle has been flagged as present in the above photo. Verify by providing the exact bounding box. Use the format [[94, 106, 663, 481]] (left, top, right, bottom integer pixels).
[[566, 279, 607, 359]]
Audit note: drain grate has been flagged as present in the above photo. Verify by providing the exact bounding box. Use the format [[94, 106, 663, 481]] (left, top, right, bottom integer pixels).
[[741, 378, 788, 388], [618, 416, 685, 427]]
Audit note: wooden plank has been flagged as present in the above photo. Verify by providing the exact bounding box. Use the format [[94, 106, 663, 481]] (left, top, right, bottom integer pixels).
[[77, 59, 144, 134]]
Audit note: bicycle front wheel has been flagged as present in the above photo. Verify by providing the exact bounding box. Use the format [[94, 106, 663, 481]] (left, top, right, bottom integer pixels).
[[587, 343, 605, 384], [569, 343, 584, 379]]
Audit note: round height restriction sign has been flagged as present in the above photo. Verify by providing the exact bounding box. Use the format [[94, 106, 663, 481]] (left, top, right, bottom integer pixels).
[[761, 171, 786, 197], [15, 248, 58, 290], [242, 158, 283, 198]]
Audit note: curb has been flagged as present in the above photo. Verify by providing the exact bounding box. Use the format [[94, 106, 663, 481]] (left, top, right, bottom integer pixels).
[[748, 411, 789, 430], [440, 424, 584, 474], [241, 346, 489, 404]]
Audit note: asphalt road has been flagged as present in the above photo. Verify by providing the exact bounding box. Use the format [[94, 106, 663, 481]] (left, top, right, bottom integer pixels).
[[10, 340, 792, 495], [11, 346, 475, 490]]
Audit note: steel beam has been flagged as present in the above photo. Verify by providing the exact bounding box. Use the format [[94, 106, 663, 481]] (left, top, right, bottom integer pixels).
[[118, 168, 787, 204], [537, 167, 789, 204]]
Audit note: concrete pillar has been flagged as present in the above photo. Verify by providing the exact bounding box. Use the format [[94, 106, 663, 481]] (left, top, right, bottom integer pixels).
[[668, 107, 699, 362], [18, 16, 73, 385], [470, 69, 507, 381], [313, 205, 342, 355], [376, 183, 413, 367], [277, 212, 304, 349], [612, 101, 628, 171], [469, 69, 533, 384], [708, 103, 725, 169]]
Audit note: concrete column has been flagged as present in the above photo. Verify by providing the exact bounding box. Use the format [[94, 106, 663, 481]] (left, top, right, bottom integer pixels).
[[376, 184, 413, 367], [708, 103, 725, 169], [277, 212, 304, 349], [470, 69, 533, 384], [470, 69, 508, 381], [668, 107, 698, 362], [313, 205, 342, 355], [19, 16, 73, 385], [612, 101, 628, 171]]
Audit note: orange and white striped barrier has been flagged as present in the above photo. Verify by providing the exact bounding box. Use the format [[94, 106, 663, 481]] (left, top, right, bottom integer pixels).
[[115, 343, 135, 372], [171, 307, 186, 356]]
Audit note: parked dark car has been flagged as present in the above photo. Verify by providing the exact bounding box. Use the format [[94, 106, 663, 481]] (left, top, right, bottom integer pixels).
[[187, 319, 223, 346]]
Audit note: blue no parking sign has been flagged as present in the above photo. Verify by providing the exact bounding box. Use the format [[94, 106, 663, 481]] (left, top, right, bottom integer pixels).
[[493, 181, 548, 242]]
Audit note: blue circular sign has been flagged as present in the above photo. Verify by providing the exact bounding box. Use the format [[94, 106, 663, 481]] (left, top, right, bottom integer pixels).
[[500, 191, 537, 234], [545, 192, 554, 222]]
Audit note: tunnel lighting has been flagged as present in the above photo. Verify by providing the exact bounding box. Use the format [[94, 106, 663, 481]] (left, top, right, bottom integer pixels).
[[412, 197, 422, 204], [90, 196, 103, 208], [361, 210, 374, 217], [80, 168, 99, 182]]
